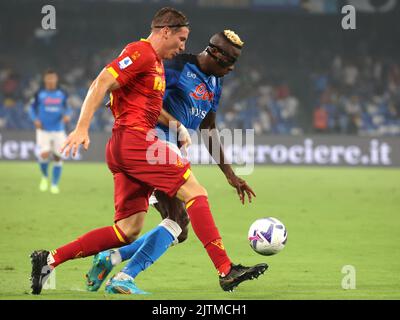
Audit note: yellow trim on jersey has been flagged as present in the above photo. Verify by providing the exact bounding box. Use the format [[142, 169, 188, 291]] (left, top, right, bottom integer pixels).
[[185, 199, 195, 210], [107, 67, 119, 79], [129, 126, 146, 132], [113, 225, 127, 244], [140, 38, 150, 43], [109, 93, 114, 107], [183, 168, 191, 180]]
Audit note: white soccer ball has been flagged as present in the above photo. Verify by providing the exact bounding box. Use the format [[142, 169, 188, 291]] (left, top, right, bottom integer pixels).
[[248, 217, 288, 256]]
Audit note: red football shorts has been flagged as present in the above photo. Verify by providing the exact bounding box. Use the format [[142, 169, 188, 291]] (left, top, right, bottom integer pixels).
[[106, 126, 191, 222]]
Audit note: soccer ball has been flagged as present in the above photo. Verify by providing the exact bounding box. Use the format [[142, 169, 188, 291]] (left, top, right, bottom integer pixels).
[[248, 217, 287, 256]]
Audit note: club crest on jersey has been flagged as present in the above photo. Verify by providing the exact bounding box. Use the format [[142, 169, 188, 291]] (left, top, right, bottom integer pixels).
[[154, 62, 163, 75], [175, 157, 184, 168], [118, 57, 133, 70]]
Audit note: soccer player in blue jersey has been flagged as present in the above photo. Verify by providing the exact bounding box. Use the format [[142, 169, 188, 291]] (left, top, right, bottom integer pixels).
[[29, 70, 72, 194], [86, 30, 264, 294]]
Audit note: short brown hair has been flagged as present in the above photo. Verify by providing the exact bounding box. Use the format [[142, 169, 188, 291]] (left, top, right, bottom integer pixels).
[[151, 7, 189, 31], [43, 69, 57, 76]]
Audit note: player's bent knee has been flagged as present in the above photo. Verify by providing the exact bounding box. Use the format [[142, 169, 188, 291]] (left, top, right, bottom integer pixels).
[[177, 174, 208, 203], [187, 184, 208, 202], [116, 211, 146, 242], [124, 229, 141, 243]]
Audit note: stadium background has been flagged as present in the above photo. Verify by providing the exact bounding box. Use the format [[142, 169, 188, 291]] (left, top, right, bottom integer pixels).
[[0, 0, 399, 300]]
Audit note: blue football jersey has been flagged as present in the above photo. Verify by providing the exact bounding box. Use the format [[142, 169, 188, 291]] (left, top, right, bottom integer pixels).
[[29, 88, 71, 131], [157, 54, 223, 143]]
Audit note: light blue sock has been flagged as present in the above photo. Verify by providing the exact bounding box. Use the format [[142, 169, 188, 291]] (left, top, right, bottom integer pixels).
[[52, 162, 62, 186], [118, 230, 151, 262], [39, 161, 49, 177], [121, 219, 181, 279]]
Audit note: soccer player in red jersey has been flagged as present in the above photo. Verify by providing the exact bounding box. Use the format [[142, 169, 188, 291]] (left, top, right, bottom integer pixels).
[[30, 8, 267, 295]]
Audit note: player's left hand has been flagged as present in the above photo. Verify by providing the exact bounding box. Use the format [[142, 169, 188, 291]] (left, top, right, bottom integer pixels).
[[227, 174, 256, 205], [60, 128, 90, 158]]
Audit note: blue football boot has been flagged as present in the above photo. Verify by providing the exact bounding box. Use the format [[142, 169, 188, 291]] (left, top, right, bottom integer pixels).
[[85, 250, 114, 291], [105, 273, 150, 295]]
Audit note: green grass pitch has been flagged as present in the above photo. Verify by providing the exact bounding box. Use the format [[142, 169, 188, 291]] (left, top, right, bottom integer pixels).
[[0, 161, 399, 300]]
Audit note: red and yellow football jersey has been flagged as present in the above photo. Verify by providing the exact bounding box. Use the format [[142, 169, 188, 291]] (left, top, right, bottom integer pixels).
[[106, 39, 166, 130]]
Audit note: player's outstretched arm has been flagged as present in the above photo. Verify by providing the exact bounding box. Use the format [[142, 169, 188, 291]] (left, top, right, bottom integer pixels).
[[61, 69, 119, 157], [200, 111, 256, 204]]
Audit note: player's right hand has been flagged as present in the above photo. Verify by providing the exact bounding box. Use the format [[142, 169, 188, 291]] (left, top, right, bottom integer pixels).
[[34, 120, 42, 129], [60, 128, 90, 158], [227, 174, 256, 205]]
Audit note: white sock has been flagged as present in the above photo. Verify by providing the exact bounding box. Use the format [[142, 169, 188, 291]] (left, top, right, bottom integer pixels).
[[114, 272, 134, 281], [47, 253, 55, 270], [110, 250, 122, 266], [159, 218, 182, 242]]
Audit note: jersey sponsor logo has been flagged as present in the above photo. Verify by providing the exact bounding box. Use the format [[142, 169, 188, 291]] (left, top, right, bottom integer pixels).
[[191, 107, 207, 119], [43, 97, 62, 105], [153, 76, 166, 92], [118, 56, 133, 70], [186, 71, 197, 79], [190, 83, 214, 102]]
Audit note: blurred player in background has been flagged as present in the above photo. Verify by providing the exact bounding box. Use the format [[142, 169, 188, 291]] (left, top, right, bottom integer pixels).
[[28, 70, 71, 194], [86, 30, 264, 294]]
